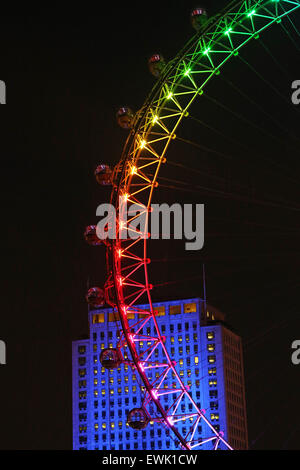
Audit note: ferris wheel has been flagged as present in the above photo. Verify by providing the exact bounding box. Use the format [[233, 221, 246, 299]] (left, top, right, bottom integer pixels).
[[84, 1, 300, 451]]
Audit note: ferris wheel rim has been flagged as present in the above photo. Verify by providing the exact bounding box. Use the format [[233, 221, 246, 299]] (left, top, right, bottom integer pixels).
[[106, 0, 300, 450]]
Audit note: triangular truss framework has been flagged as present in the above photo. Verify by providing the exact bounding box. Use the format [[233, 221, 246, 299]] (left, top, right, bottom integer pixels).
[[103, 0, 300, 450]]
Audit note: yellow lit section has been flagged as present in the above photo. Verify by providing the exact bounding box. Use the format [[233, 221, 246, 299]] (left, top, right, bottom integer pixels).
[[169, 304, 181, 315], [93, 313, 105, 323], [155, 306, 166, 316], [184, 303, 197, 313], [127, 310, 135, 320]]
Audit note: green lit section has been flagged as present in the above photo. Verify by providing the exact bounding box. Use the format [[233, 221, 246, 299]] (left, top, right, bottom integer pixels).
[[203, 47, 211, 55], [166, 92, 173, 99], [224, 27, 233, 35], [184, 68, 191, 76], [247, 10, 256, 17]]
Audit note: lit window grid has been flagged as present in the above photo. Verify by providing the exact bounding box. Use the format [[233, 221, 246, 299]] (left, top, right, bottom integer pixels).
[[72, 298, 230, 450]]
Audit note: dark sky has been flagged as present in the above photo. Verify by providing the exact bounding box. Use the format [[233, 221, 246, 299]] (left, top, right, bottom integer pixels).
[[0, 2, 299, 450]]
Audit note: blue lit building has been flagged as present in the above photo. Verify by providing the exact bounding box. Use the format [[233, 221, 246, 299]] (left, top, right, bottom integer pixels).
[[72, 297, 248, 450]]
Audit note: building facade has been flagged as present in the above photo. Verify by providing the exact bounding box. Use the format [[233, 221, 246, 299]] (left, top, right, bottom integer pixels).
[[72, 297, 248, 450]]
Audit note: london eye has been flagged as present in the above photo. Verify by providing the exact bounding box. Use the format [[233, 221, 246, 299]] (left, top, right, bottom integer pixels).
[[85, 0, 300, 450]]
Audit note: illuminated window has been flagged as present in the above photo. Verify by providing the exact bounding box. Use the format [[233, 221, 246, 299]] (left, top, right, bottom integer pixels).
[[209, 379, 217, 387], [110, 389, 114, 395], [102, 423, 106, 429], [171, 337, 175, 343], [92, 313, 104, 324], [169, 304, 181, 315], [94, 379, 98, 385], [208, 355, 216, 364], [101, 389, 105, 396], [207, 344, 215, 352], [178, 336, 182, 343], [194, 356, 199, 365], [125, 386, 129, 394], [210, 413, 219, 421], [101, 343, 105, 350], [184, 303, 197, 313], [155, 306, 166, 317], [127, 310, 135, 320], [79, 391, 87, 399], [208, 367, 217, 375], [95, 423, 99, 430], [79, 369, 86, 377], [78, 346, 86, 354], [179, 359, 183, 366], [132, 386, 137, 392], [94, 390, 98, 397]]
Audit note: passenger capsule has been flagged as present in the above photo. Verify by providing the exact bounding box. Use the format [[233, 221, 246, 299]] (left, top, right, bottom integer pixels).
[[116, 107, 134, 129], [127, 408, 149, 430], [84, 225, 103, 246], [100, 348, 123, 369], [86, 287, 105, 307], [148, 54, 166, 78], [94, 164, 113, 186], [190, 7, 208, 31]]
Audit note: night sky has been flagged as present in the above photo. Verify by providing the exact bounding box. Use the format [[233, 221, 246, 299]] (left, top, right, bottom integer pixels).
[[0, 2, 299, 450]]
